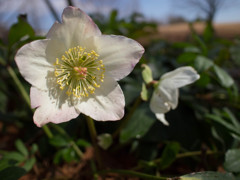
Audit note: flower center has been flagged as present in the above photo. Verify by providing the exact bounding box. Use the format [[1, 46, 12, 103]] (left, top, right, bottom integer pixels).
[[54, 46, 105, 97]]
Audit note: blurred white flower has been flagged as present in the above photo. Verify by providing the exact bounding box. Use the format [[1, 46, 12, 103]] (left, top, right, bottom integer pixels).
[[15, 6, 144, 127], [150, 66, 200, 125]]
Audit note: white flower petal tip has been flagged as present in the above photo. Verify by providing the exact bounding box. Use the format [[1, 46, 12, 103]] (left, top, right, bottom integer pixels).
[[156, 113, 169, 126], [74, 77, 125, 121], [161, 66, 200, 88], [94, 35, 144, 80], [150, 66, 199, 125], [15, 40, 53, 90], [31, 87, 79, 127], [15, 6, 143, 126]]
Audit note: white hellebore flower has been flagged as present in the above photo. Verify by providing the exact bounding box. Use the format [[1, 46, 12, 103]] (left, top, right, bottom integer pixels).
[[15, 6, 144, 127], [150, 66, 200, 126]]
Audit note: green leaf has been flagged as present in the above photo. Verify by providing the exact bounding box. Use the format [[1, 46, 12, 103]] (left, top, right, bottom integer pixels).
[[140, 83, 148, 101], [53, 150, 64, 164], [62, 148, 76, 162], [184, 46, 201, 53], [0, 159, 16, 171], [206, 114, 240, 137], [195, 73, 211, 87], [120, 105, 155, 143], [49, 136, 68, 147], [230, 40, 240, 66], [123, 77, 141, 106], [3, 152, 25, 162], [180, 171, 235, 180], [223, 108, 240, 129], [97, 133, 113, 150], [159, 142, 180, 170], [213, 65, 234, 88], [23, 158, 36, 171], [0, 166, 26, 180], [203, 22, 214, 42], [15, 139, 28, 157], [0, 90, 7, 113], [8, 15, 34, 47], [76, 139, 91, 147], [54, 148, 76, 164], [141, 64, 153, 84], [194, 56, 213, 72], [177, 52, 197, 64], [224, 149, 240, 173], [30, 144, 38, 154], [109, 10, 118, 29]]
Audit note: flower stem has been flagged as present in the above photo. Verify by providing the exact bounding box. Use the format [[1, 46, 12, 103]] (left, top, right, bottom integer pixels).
[[133, 150, 219, 171], [42, 125, 53, 139], [7, 66, 30, 108], [176, 150, 217, 159], [86, 116, 102, 168], [7, 66, 54, 139], [51, 124, 84, 159], [112, 96, 142, 138], [98, 169, 168, 180]]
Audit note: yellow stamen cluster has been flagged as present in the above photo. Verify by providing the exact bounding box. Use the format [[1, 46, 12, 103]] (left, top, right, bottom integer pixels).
[[54, 46, 105, 97]]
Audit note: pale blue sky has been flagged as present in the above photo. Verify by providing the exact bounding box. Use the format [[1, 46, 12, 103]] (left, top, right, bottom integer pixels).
[[139, 0, 240, 23], [1, 0, 240, 32]]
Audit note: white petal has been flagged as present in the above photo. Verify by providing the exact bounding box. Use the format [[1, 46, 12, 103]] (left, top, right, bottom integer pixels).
[[150, 87, 171, 114], [161, 66, 200, 89], [47, 6, 101, 50], [155, 113, 169, 126], [94, 35, 144, 81], [15, 39, 53, 90], [30, 87, 79, 127], [74, 76, 125, 121], [159, 85, 179, 110]]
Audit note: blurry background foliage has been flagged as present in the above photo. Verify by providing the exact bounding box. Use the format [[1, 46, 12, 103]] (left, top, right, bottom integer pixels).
[[0, 0, 240, 179]]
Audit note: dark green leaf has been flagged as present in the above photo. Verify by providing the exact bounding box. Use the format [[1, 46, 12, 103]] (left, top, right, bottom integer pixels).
[[53, 150, 64, 164], [224, 149, 240, 173], [30, 144, 38, 154], [206, 114, 240, 140], [177, 52, 197, 64], [230, 40, 240, 66], [122, 77, 141, 106], [120, 105, 155, 143], [195, 73, 211, 87], [76, 139, 91, 147], [223, 108, 240, 129], [159, 142, 181, 170], [0, 90, 7, 113], [62, 148, 76, 162], [0, 166, 26, 180], [203, 22, 214, 42], [0, 159, 16, 171], [109, 10, 118, 28], [49, 136, 68, 147]]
